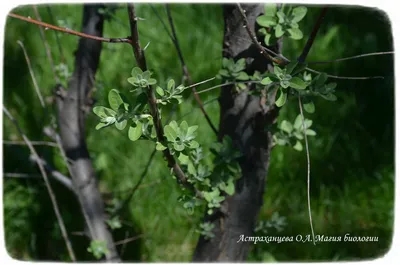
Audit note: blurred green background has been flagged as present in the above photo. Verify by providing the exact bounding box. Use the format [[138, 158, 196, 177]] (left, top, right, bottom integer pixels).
[[3, 3, 394, 262]]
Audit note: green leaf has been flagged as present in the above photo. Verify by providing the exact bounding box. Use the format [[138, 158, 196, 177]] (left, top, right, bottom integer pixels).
[[264, 4, 277, 16], [95, 122, 108, 130], [156, 86, 165, 96], [87, 240, 108, 260], [128, 122, 142, 141], [274, 65, 284, 77], [293, 140, 303, 151], [264, 33, 272, 46], [276, 11, 285, 23], [131, 67, 143, 77], [236, 58, 246, 69], [173, 142, 185, 152], [178, 153, 189, 164], [221, 180, 235, 196], [280, 120, 293, 134], [275, 24, 285, 38], [188, 162, 196, 175], [261, 77, 273, 85], [108, 89, 124, 111], [189, 141, 199, 149], [291, 6, 307, 22], [156, 141, 167, 151], [321, 93, 337, 101], [306, 129, 316, 136], [222, 58, 230, 68], [106, 216, 122, 230], [168, 79, 175, 90], [303, 101, 315, 113], [180, 121, 189, 136], [236, 71, 249, 81], [115, 120, 127, 130], [275, 88, 287, 107], [256, 15, 277, 27], [289, 77, 308, 90], [294, 114, 302, 129], [93, 106, 115, 119], [288, 28, 303, 40], [164, 124, 177, 142], [148, 78, 157, 85], [187, 125, 198, 139], [280, 80, 290, 88]]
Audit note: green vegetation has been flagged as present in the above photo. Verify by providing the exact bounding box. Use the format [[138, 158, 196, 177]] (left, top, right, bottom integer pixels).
[[3, 3, 394, 262]]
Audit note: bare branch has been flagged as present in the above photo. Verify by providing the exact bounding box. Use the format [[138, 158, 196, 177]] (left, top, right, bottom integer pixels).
[[17, 40, 45, 107], [9, 13, 132, 44], [306, 51, 394, 65], [46, 5, 66, 63], [3, 106, 76, 261], [114, 234, 144, 246], [4, 172, 41, 178], [127, 3, 203, 199]]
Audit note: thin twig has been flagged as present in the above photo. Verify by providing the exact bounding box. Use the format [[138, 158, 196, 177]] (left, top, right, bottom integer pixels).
[[32, 5, 60, 84], [9, 13, 132, 44], [17, 40, 45, 107], [3, 140, 58, 147], [306, 67, 385, 80], [298, 97, 315, 245], [4, 173, 41, 178], [166, 4, 218, 136], [150, 5, 174, 42], [127, 3, 203, 199], [197, 80, 260, 94], [114, 234, 144, 246], [297, 6, 329, 246], [3, 106, 76, 261], [306, 51, 394, 65], [236, 3, 283, 65]]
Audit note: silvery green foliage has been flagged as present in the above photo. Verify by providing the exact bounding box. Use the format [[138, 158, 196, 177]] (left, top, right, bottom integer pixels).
[[257, 5, 307, 46]]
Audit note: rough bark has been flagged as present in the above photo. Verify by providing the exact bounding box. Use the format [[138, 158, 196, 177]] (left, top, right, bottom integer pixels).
[[192, 4, 281, 261], [55, 5, 120, 262]]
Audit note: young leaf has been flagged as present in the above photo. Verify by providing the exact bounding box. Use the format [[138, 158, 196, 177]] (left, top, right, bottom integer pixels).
[[156, 86, 165, 96], [115, 120, 127, 130], [93, 106, 116, 119], [186, 125, 198, 139], [189, 140, 199, 149], [289, 77, 308, 90], [274, 65, 284, 77], [293, 140, 303, 151], [256, 15, 277, 27], [291, 6, 307, 23], [178, 153, 189, 164], [280, 120, 293, 134], [261, 77, 273, 85], [173, 142, 185, 152], [275, 24, 285, 38], [156, 141, 167, 151], [306, 129, 317, 136], [276, 11, 285, 24], [275, 88, 287, 107], [303, 101, 315, 113], [108, 89, 124, 111], [95, 122, 108, 130], [167, 79, 175, 90], [288, 28, 303, 40], [236, 72, 249, 81], [164, 125, 177, 142], [264, 33, 272, 46], [131, 67, 143, 77], [128, 122, 142, 141], [294, 114, 302, 129]]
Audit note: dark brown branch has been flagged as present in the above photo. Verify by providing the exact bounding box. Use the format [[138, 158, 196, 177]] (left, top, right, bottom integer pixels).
[[165, 4, 218, 136], [127, 4, 203, 199], [8, 12, 132, 44], [297, 7, 328, 63], [3, 106, 76, 261]]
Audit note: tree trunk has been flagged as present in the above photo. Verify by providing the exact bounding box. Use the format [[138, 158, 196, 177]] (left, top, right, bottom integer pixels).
[[192, 4, 281, 261], [55, 5, 120, 262]]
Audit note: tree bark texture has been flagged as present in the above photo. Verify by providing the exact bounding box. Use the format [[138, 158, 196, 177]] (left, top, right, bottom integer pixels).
[[55, 5, 120, 262], [193, 4, 281, 261]]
